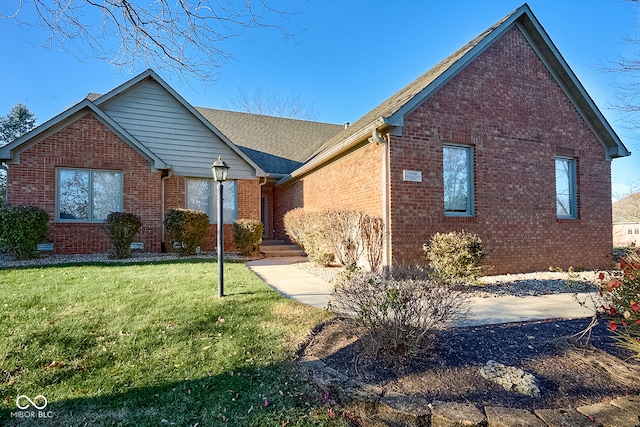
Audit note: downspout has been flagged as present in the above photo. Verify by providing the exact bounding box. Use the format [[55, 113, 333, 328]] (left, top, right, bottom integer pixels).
[[369, 129, 391, 270], [382, 133, 391, 270], [258, 177, 268, 238], [161, 169, 172, 252]]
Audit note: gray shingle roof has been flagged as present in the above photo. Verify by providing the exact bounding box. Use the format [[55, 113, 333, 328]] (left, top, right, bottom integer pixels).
[[307, 4, 629, 163], [196, 108, 343, 175], [307, 11, 511, 160]]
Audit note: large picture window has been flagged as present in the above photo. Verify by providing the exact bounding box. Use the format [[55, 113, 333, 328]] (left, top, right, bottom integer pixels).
[[443, 144, 474, 216], [186, 178, 238, 223], [555, 157, 577, 219], [57, 169, 123, 221]]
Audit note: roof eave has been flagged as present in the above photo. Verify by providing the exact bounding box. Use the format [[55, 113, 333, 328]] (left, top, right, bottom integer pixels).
[[278, 118, 387, 186], [0, 100, 170, 170]]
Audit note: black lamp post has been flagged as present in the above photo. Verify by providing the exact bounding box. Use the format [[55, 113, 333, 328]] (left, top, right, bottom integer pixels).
[[211, 156, 229, 297]]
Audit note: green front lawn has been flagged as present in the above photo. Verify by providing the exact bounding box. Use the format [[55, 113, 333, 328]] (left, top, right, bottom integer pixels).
[[0, 259, 344, 426]]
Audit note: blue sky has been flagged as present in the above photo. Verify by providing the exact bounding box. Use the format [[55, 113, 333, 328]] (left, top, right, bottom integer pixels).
[[1, 0, 638, 197]]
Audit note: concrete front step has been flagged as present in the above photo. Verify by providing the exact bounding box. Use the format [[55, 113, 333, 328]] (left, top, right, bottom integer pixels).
[[260, 240, 306, 257]]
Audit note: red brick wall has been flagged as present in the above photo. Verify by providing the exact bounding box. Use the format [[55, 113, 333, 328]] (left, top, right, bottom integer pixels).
[[273, 143, 383, 241], [8, 113, 164, 254], [8, 112, 261, 255], [163, 175, 260, 251], [389, 26, 613, 273]]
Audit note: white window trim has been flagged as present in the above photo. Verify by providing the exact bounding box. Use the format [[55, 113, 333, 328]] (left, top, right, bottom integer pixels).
[[555, 156, 578, 219], [56, 168, 123, 223], [185, 178, 238, 224], [443, 143, 474, 217]]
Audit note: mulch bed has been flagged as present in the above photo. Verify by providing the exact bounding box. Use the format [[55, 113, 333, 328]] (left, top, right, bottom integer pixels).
[[300, 316, 640, 411]]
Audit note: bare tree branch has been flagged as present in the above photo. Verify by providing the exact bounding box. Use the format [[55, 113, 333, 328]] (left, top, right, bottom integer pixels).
[[1, 0, 297, 80], [226, 87, 319, 120]]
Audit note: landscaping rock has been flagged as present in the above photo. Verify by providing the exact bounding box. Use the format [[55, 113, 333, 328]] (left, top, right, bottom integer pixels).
[[376, 392, 431, 427], [297, 355, 326, 372], [430, 400, 486, 427], [479, 360, 540, 398], [484, 406, 545, 427], [341, 379, 383, 403], [576, 401, 639, 427], [534, 408, 600, 427], [610, 395, 640, 415], [311, 365, 349, 390]]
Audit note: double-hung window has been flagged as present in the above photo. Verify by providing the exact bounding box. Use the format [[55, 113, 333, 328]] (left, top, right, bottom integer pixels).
[[443, 144, 474, 216], [555, 157, 577, 219], [57, 168, 123, 221], [186, 178, 238, 223]]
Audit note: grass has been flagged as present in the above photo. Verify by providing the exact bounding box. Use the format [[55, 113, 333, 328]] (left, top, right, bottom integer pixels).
[[0, 259, 347, 426]]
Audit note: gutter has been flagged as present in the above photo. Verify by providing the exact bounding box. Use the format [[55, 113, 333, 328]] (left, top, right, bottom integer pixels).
[[277, 117, 386, 186]]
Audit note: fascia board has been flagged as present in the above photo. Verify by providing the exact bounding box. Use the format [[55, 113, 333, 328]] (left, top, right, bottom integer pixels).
[[515, 18, 630, 160], [386, 7, 526, 127]]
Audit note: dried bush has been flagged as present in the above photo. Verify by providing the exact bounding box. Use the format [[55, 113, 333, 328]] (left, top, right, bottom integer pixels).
[[283, 208, 334, 266], [424, 231, 484, 283], [332, 269, 469, 361], [360, 215, 384, 272], [0, 205, 49, 260], [104, 212, 142, 259], [233, 218, 264, 256], [283, 208, 384, 269], [164, 209, 210, 256]]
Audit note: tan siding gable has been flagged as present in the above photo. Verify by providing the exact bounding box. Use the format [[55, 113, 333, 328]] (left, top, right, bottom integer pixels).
[[100, 80, 257, 179]]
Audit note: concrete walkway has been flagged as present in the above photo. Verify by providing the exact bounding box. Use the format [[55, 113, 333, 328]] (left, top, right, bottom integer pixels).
[[245, 257, 595, 327], [246, 257, 334, 309]]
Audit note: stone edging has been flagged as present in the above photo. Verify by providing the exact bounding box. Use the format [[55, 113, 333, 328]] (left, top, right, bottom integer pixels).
[[297, 356, 640, 427]]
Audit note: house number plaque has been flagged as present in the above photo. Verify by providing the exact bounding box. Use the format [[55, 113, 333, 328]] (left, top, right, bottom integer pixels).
[[403, 170, 422, 182]]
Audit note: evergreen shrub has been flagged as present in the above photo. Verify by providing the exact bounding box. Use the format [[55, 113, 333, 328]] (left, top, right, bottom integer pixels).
[[233, 219, 263, 256], [104, 212, 142, 259], [164, 209, 210, 256], [0, 205, 49, 259]]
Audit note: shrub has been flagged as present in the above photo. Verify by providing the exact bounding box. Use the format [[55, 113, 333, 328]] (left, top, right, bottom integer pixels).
[[598, 250, 640, 359], [0, 205, 49, 259], [164, 209, 210, 256], [332, 269, 469, 361], [233, 219, 264, 256], [284, 209, 333, 266], [104, 212, 142, 259], [283, 208, 384, 270], [360, 215, 384, 272], [424, 231, 484, 283]]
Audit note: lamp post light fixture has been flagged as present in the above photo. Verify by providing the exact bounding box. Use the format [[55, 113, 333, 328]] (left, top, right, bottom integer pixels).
[[211, 156, 230, 297]]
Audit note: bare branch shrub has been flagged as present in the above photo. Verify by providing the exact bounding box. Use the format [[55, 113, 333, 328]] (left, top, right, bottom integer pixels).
[[283, 208, 333, 265], [332, 269, 469, 361], [361, 215, 384, 272], [284, 209, 385, 270]]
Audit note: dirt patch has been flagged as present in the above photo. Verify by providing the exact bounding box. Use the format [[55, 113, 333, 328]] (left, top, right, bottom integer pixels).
[[300, 316, 640, 411]]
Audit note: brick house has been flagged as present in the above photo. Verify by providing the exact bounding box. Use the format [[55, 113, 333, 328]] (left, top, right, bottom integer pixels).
[[613, 192, 640, 247], [0, 4, 630, 273]]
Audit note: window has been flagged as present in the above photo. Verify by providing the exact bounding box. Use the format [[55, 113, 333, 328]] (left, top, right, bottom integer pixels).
[[636, 228, 640, 235], [443, 144, 474, 216], [555, 157, 577, 219], [57, 169, 123, 221], [630, 228, 635, 235], [186, 178, 238, 223]]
